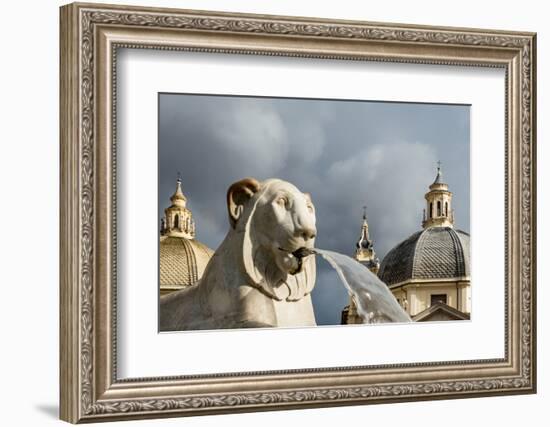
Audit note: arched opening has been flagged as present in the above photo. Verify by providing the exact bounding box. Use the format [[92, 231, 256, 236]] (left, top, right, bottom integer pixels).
[[429, 202, 433, 218], [445, 202, 448, 217], [174, 214, 180, 229], [437, 201, 441, 216]]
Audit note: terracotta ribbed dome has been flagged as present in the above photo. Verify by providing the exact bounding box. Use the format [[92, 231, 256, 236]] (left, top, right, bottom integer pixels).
[[159, 236, 214, 294]]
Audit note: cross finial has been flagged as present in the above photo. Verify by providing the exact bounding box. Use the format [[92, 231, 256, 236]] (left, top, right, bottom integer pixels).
[[177, 171, 181, 183], [362, 205, 367, 220], [437, 160, 442, 170]]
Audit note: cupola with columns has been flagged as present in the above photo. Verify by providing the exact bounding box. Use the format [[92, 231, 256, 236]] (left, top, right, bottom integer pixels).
[[160, 175, 196, 239], [422, 162, 454, 229]]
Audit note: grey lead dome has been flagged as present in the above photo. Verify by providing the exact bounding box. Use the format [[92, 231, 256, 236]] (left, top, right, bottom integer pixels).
[[378, 227, 470, 286]]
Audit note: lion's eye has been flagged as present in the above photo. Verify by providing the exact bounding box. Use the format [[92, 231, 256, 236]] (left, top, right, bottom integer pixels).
[[307, 204, 314, 213], [277, 196, 289, 208]]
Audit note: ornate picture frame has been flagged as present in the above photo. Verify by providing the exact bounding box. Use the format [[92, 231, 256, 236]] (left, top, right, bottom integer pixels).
[[59, 2, 536, 423]]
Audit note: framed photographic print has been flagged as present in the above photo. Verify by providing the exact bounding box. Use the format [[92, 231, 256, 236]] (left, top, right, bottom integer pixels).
[[59, 2, 537, 423]]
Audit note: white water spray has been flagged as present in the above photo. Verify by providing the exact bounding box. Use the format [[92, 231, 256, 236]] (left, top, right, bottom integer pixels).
[[311, 249, 411, 324]]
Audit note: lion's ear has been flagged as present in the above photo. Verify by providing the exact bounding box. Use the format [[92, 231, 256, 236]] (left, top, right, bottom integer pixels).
[[227, 177, 261, 228]]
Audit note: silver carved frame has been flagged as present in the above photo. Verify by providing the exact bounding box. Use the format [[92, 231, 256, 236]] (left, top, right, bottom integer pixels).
[[59, 2, 537, 423]]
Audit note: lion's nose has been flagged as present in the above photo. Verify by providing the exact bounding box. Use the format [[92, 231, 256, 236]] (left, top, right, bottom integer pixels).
[[296, 226, 316, 241]]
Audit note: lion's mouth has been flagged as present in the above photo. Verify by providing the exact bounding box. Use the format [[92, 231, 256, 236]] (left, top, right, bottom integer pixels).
[[278, 246, 316, 258], [278, 247, 316, 275]]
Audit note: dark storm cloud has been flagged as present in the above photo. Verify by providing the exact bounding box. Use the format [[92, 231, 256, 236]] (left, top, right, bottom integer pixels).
[[159, 94, 470, 325]]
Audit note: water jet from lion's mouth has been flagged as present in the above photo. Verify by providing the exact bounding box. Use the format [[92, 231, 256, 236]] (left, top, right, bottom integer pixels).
[[279, 246, 315, 275], [278, 247, 409, 323], [278, 247, 315, 258], [312, 248, 411, 324]]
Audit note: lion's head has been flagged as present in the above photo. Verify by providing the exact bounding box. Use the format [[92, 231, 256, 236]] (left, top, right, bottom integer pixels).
[[227, 177, 317, 302]]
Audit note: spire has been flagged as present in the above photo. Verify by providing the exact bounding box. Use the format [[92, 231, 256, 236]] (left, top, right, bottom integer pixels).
[[432, 161, 444, 185], [345, 206, 381, 324], [161, 174, 195, 239], [422, 162, 454, 229], [170, 173, 187, 208], [355, 206, 379, 273], [356, 206, 371, 249]]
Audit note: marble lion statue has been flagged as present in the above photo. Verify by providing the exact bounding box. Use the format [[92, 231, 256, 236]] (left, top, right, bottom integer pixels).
[[159, 177, 318, 331]]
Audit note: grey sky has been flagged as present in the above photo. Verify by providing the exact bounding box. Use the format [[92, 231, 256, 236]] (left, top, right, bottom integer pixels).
[[158, 93, 470, 326]]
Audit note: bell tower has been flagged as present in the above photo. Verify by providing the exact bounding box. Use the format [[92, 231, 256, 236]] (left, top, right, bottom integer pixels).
[[354, 206, 380, 273], [342, 207, 380, 325], [160, 175, 196, 239], [422, 162, 454, 229]]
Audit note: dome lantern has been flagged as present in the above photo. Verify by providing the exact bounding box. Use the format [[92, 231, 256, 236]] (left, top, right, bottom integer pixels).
[[422, 162, 454, 229], [161, 175, 196, 239]]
